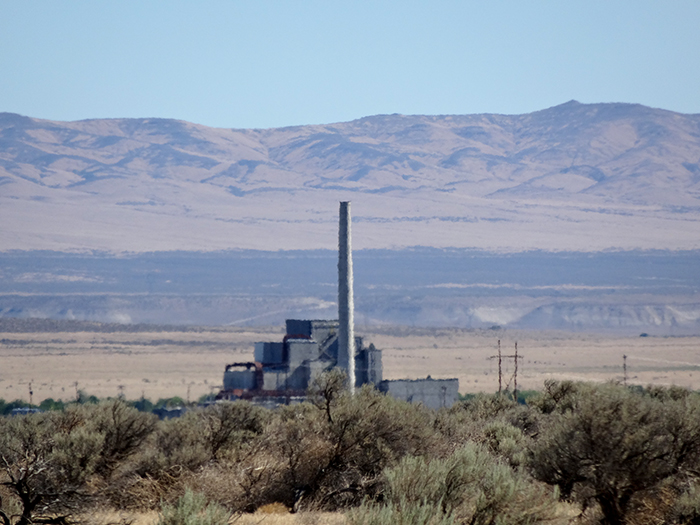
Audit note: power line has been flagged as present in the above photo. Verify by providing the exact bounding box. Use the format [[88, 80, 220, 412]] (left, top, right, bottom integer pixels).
[[489, 340, 523, 400]]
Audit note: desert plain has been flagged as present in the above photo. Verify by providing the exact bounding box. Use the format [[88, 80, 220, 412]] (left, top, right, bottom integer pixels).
[[1, 323, 699, 404]]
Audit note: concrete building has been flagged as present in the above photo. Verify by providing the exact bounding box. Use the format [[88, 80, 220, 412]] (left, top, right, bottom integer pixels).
[[217, 318, 383, 402], [216, 201, 459, 409], [378, 377, 459, 410], [217, 318, 458, 409]]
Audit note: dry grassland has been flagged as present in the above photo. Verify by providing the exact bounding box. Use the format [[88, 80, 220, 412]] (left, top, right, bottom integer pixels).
[[84, 509, 347, 525], [371, 327, 700, 393], [1, 325, 700, 403]]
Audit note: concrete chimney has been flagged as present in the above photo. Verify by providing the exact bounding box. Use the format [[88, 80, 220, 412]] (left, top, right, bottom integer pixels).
[[338, 201, 355, 394]]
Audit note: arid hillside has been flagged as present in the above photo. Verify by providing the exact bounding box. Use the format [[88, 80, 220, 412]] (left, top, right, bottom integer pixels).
[[1, 101, 699, 252]]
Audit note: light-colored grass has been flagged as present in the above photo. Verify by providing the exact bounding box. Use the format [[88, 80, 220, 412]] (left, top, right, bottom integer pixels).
[[1, 325, 700, 403], [235, 511, 348, 524], [81, 509, 347, 525], [80, 510, 159, 525]]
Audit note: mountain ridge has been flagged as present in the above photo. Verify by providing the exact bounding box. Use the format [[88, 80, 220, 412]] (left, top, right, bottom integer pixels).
[[1, 102, 699, 253]]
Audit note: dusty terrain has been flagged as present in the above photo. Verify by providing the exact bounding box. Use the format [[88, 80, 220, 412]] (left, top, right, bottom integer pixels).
[[1, 324, 699, 404]]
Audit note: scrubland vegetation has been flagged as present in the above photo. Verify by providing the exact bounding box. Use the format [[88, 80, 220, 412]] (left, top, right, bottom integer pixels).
[[2, 371, 700, 525]]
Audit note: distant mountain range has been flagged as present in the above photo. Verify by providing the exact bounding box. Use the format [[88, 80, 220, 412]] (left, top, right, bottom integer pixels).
[[2, 104, 700, 332], [1, 101, 699, 253]]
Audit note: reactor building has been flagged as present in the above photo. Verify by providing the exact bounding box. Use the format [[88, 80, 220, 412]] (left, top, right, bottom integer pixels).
[[216, 202, 458, 410]]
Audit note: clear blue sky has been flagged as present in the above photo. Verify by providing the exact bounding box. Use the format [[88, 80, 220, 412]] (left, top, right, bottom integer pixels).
[[2, 1, 699, 129]]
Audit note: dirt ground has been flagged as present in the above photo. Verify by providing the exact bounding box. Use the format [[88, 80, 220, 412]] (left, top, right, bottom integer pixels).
[[1, 325, 699, 404]]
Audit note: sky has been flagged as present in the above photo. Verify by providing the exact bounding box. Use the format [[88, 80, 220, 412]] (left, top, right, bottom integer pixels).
[[2, 1, 699, 129]]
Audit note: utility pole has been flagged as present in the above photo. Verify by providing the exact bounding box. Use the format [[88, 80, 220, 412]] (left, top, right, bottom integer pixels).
[[490, 341, 523, 401], [514, 342, 520, 402], [623, 354, 628, 386], [488, 340, 504, 394]]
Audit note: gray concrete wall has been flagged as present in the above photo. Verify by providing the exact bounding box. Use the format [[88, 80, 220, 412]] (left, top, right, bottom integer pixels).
[[286, 319, 337, 340], [355, 345, 383, 386], [286, 319, 314, 337], [324, 337, 339, 361], [287, 339, 319, 367], [307, 359, 331, 386], [309, 320, 337, 346], [223, 369, 257, 391], [378, 378, 459, 410], [285, 363, 310, 390], [365, 346, 383, 385], [254, 342, 285, 365], [262, 368, 288, 391]]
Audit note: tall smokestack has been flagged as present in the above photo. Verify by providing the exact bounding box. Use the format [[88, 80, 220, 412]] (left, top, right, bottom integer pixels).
[[338, 201, 355, 394]]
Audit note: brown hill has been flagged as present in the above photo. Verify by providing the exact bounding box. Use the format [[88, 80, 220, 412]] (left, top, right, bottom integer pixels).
[[1, 101, 699, 252]]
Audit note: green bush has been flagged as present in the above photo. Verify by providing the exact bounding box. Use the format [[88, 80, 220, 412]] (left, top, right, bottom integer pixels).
[[308, 385, 437, 509], [0, 399, 33, 416], [527, 379, 589, 415], [198, 401, 268, 461], [347, 498, 457, 525], [530, 382, 700, 525], [459, 392, 519, 420], [0, 400, 158, 522], [0, 409, 104, 523], [38, 397, 66, 412], [380, 443, 558, 525], [141, 412, 211, 474], [9, 379, 700, 523], [156, 396, 187, 409], [481, 420, 527, 468], [156, 489, 232, 525], [87, 399, 158, 476]]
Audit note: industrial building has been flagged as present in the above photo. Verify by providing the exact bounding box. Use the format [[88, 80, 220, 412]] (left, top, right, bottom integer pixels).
[[377, 377, 459, 410], [216, 318, 458, 409], [216, 202, 459, 409], [218, 318, 382, 404]]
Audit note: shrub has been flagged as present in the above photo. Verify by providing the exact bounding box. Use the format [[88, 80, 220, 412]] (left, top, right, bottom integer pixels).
[[308, 367, 348, 423], [156, 489, 231, 525], [68, 399, 157, 476], [307, 385, 437, 509], [434, 393, 537, 460], [347, 498, 457, 525], [256, 403, 332, 509], [459, 392, 519, 420], [481, 420, 528, 468], [527, 379, 588, 415], [669, 482, 700, 524], [0, 400, 158, 521], [530, 382, 700, 525], [198, 401, 268, 461], [144, 413, 211, 473], [38, 398, 66, 412], [190, 384, 441, 513], [0, 410, 104, 524], [380, 443, 558, 525]]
